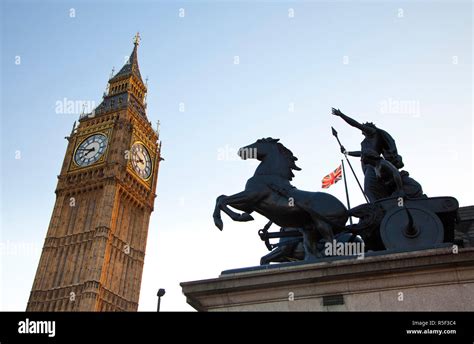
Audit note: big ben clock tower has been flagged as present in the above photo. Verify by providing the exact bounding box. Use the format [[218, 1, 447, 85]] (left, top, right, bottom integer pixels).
[[26, 34, 161, 311]]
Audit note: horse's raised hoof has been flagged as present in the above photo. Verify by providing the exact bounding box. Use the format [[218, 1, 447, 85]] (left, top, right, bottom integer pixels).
[[214, 217, 224, 231], [239, 213, 254, 222]]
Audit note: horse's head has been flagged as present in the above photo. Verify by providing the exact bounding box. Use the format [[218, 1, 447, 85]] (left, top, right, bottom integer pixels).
[[238, 138, 301, 180], [238, 137, 276, 161]]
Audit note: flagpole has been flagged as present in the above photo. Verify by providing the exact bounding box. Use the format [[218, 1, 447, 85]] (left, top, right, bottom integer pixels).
[[341, 159, 353, 226]]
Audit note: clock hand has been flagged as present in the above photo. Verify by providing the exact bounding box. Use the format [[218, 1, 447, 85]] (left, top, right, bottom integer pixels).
[[133, 155, 144, 164], [77, 147, 95, 153], [78, 147, 96, 157]]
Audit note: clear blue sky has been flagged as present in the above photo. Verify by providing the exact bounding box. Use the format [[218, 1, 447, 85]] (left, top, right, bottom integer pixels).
[[1, 0, 472, 311]]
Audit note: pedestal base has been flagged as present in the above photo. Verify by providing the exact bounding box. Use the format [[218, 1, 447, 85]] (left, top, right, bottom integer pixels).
[[181, 247, 474, 311]]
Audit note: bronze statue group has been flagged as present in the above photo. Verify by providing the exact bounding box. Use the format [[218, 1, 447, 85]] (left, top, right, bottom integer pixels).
[[213, 108, 457, 265]]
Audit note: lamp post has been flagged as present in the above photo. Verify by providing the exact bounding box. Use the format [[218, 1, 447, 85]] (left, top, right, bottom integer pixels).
[[157, 288, 165, 312]]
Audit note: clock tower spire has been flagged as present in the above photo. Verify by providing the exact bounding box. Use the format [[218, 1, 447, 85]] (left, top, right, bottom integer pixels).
[[27, 36, 162, 311]]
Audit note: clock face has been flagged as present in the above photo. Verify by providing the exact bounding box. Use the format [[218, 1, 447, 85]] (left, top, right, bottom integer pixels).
[[131, 142, 152, 180], [74, 133, 108, 167]]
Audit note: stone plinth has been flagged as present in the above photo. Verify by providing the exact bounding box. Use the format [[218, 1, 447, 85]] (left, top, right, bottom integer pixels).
[[181, 247, 474, 311]]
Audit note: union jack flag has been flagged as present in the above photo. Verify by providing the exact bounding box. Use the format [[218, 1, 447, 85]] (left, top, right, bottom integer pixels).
[[321, 165, 342, 189]]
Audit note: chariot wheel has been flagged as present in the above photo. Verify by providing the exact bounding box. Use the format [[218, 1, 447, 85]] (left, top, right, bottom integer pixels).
[[379, 204, 444, 250]]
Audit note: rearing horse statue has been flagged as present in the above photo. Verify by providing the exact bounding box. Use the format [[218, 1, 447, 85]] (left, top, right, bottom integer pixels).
[[213, 137, 349, 260]]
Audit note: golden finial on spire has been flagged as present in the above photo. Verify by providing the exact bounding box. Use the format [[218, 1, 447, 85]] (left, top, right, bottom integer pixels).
[[133, 32, 141, 46]]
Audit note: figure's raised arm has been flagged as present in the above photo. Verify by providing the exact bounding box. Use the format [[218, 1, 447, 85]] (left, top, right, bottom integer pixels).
[[332, 108, 376, 135]]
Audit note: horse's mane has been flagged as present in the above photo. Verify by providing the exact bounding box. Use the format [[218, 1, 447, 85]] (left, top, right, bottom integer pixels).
[[258, 138, 301, 180]]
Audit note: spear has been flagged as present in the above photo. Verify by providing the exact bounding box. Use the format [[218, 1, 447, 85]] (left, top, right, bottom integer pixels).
[[341, 159, 353, 225], [331, 127, 369, 203]]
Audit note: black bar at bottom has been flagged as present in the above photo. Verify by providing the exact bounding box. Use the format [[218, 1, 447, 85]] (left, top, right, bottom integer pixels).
[[0, 311, 472, 343]]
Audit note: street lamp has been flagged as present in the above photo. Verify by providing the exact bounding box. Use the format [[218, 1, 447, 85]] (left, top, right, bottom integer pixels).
[[157, 288, 166, 312]]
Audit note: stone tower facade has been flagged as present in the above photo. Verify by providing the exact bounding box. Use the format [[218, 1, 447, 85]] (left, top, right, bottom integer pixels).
[[27, 35, 161, 311]]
